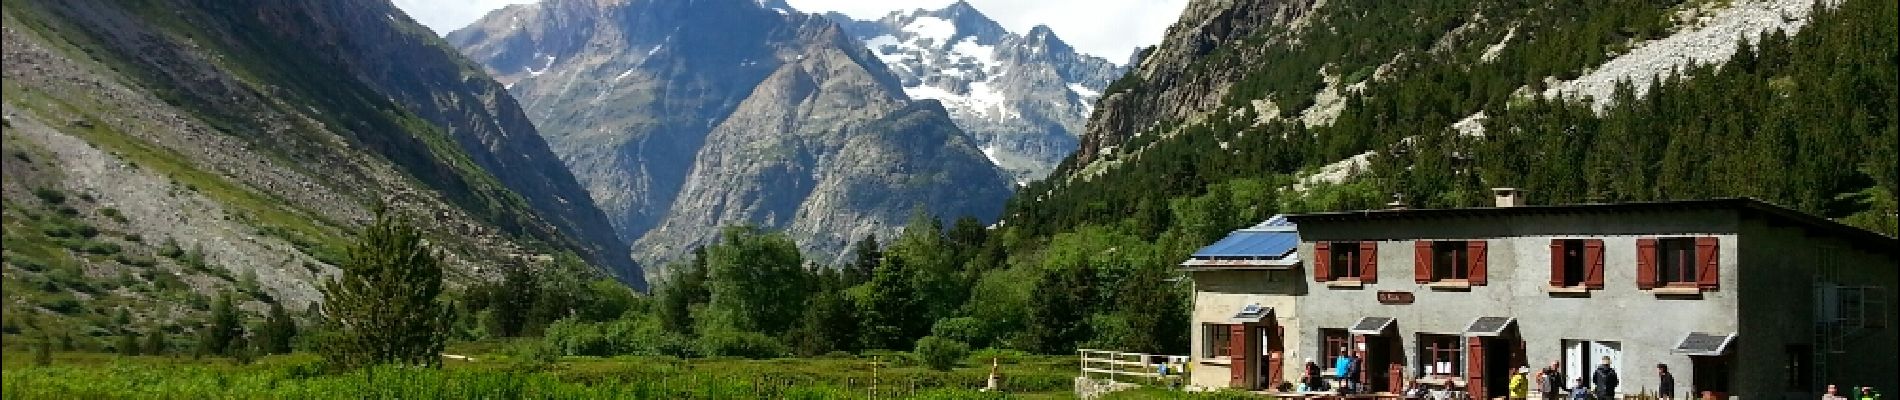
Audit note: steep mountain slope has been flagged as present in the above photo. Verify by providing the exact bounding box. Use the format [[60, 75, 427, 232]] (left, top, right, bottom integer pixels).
[[1004, 0, 1894, 247], [825, 2, 1124, 183], [449, 0, 1013, 270], [1, 0, 640, 338]]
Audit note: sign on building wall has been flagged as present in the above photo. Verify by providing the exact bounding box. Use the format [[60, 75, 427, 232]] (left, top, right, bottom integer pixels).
[[1377, 291, 1415, 305]]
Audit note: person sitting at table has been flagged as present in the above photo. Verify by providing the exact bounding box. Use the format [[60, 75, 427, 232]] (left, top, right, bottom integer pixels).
[[1404, 379, 1432, 400]]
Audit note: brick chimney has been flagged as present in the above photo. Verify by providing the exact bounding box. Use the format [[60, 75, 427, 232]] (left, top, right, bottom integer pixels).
[[1491, 188, 1523, 208]]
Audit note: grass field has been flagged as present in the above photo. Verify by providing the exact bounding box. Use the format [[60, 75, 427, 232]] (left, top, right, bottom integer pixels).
[[0, 343, 1260, 399], [0, 350, 1040, 399]]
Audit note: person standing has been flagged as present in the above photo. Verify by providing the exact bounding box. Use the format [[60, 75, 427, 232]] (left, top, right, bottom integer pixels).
[[1540, 366, 1564, 400], [1510, 367, 1531, 399], [1591, 356, 1619, 400], [1656, 364, 1675, 400]]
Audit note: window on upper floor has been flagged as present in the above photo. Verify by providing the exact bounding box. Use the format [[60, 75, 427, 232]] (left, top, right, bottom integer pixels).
[[1432, 241, 1469, 281], [1658, 238, 1697, 285], [1638, 237, 1720, 291], [1315, 242, 1378, 284], [1415, 240, 1488, 285], [1331, 243, 1362, 280], [1550, 239, 1604, 289]]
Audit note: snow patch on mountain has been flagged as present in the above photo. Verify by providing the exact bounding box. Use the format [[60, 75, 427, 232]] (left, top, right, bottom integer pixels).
[[525, 54, 556, 77]]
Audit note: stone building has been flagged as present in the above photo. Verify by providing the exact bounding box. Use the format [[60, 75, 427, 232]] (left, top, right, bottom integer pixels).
[[1181, 193, 1897, 399]]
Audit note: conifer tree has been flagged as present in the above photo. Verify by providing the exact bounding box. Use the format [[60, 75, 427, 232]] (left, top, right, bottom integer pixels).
[[318, 210, 450, 369], [260, 301, 296, 354]]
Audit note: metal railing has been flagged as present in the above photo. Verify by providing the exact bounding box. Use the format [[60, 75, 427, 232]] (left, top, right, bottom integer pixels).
[[1077, 349, 1190, 384]]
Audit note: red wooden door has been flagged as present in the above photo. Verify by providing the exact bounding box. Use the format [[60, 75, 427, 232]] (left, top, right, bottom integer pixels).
[[1467, 337, 1487, 400], [1229, 324, 1249, 387]]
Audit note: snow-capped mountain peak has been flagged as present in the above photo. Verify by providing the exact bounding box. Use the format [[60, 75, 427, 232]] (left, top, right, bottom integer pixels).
[[829, 3, 1125, 183]]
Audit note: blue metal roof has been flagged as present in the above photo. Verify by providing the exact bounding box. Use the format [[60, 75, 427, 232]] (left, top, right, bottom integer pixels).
[[1189, 215, 1299, 259]]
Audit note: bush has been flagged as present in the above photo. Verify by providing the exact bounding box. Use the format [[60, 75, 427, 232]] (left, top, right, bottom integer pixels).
[[930, 317, 990, 348], [696, 330, 787, 359], [33, 188, 66, 204], [914, 336, 970, 371]]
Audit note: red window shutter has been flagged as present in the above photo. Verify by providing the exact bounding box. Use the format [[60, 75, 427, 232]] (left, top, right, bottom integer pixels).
[[1696, 237, 1720, 289], [1414, 240, 1433, 283], [1637, 238, 1659, 289], [1390, 361, 1404, 395], [1229, 324, 1249, 386], [1466, 337, 1487, 400], [1360, 241, 1379, 284], [1468, 241, 1489, 285], [1548, 240, 1565, 287], [1315, 242, 1333, 282], [1584, 239, 1606, 289]]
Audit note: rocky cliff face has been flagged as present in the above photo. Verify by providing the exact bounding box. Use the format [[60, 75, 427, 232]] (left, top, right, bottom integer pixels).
[[1, 0, 640, 333], [825, 1, 1124, 183], [1066, 0, 1319, 176], [449, 0, 1013, 271]]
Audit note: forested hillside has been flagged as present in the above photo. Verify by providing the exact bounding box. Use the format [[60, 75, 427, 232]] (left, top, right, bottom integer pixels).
[[607, 0, 1896, 359]]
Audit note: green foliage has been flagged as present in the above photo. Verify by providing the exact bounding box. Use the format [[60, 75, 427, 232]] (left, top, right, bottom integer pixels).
[[1024, 266, 1093, 354], [928, 317, 988, 349], [695, 330, 788, 359], [116, 332, 139, 356], [259, 302, 296, 355], [318, 211, 450, 370], [142, 331, 168, 356], [31, 188, 67, 205], [656, 247, 711, 334], [913, 336, 969, 371], [203, 291, 243, 356], [703, 226, 807, 335]]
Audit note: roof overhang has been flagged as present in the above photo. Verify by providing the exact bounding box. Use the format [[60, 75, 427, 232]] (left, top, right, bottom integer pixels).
[[1180, 257, 1300, 271], [1348, 317, 1396, 335], [1228, 303, 1274, 323], [1463, 317, 1516, 337], [1672, 332, 1736, 356]]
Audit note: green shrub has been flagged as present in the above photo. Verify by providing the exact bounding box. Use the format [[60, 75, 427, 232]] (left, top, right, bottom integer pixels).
[[32, 188, 66, 204], [930, 317, 990, 348], [914, 336, 969, 371], [40, 294, 83, 315], [696, 330, 787, 359]]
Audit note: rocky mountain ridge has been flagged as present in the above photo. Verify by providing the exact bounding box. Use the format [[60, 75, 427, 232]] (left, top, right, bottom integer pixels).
[[825, 1, 1125, 183], [2, 0, 641, 335], [449, 0, 1014, 272]]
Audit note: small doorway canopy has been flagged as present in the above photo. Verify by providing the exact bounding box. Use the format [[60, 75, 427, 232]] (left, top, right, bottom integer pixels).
[[1348, 317, 1396, 335], [1671, 332, 1736, 356], [1229, 303, 1273, 323], [1463, 317, 1516, 336]]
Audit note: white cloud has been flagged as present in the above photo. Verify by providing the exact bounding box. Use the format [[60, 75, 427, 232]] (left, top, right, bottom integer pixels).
[[391, 0, 1188, 61]]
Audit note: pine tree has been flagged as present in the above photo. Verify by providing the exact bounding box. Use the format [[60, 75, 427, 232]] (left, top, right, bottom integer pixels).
[[117, 331, 140, 356], [260, 301, 296, 354], [318, 210, 451, 369], [143, 331, 167, 356], [206, 291, 242, 356]]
